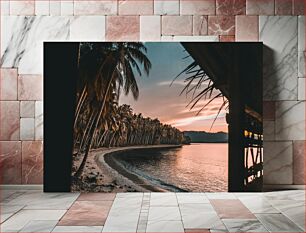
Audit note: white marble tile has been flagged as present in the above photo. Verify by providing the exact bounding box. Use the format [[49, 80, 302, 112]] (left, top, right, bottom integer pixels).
[[116, 192, 143, 198], [102, 207, 141, 232], [20, 118, 35, 140], [20, 101, 35, 118], [223, 219, 268, 232], [176, 193, 209, 204], [239, 197, 279, 214], [50, 1, 61, 16], [35, 1, 50, 15], [1, 0, 10, 15], [20, 220, 58, 232], [150, 193, 178, 206], [264, 190, 305, 201], [35, 101, 43, 140], [61, 1, 74, 16], [1, 191, 26, 203], [1, 16, 70, 74], [0, 190, 17, 201], [0, 204, 25, 223], [260, 16, 298, 101], [112, 193, 143, 207], [263, 120, 275, 141], [70, 16, 106, 41], [146, 220, 184, 232], [173, 36, 219, 41], [268, 199, 305, 210], [6, 191, 79, 210], [140, 16, 161, 41], [103, 193, 142, 232], [0, 209, 66, 232], [210, 228, 228, 232], [179, 203, 215, 214], [74, 1, 117, 15], [275, 101, 305, 140], [263, 141, 293, 184], [210, 221, 229, 232], [267, 200, 305, 230], [183, 212, 221, 229], [256, 213, 304, 232], [298, 16, 305, 78], [233, 192, 263, 198], [298, 78, 305, 100], [180, 204, 220, 229], [148, 206, 181, 221], [154, 0, 179, 15], [52, 226, 104, 232], [206, 192, 237, 199]]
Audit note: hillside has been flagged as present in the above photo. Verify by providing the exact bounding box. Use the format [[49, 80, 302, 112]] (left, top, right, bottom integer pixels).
[[183, 131, 228, 143]]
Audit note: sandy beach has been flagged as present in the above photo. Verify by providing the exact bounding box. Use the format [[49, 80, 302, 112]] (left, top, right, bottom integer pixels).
[[71, 145, 181, 192]]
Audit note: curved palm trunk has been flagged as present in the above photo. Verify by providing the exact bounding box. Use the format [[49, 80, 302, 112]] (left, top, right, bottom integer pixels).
[[74, 69, 115, 178], [74, 85, 87, 128], [109, 132, 117, 147], [97, 130, 107, 147], [77, 110, 96, 154]]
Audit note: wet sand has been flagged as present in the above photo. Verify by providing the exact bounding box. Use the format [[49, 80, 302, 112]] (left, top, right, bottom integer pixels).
[[96, 145, 182, 192], [71, 145, 181, 192]]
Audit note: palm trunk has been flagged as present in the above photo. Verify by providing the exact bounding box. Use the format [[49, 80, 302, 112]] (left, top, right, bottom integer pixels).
[[74, 85, 87, 128], [97, 130, 107, 146], [77, 110, 96, 154], [74, 70, 115, 178], [101, 131, 109, 147], [109, 132, 117, 147]]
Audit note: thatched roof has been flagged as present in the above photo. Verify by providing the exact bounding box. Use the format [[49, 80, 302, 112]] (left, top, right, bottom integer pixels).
[[181, 42, 262, 116]]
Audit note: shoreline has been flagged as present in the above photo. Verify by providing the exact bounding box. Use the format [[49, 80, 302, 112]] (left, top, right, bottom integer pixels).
[[94, 145, 182, 192]]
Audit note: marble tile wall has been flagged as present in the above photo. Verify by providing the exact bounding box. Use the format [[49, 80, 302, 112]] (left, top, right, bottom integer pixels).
[[0, 0, 305, 185]]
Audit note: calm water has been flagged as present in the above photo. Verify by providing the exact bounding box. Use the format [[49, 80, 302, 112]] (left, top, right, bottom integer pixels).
[[112, 143, 228, 192]]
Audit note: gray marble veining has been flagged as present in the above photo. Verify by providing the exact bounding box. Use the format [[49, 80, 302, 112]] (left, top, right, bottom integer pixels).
[[1, 16, 70, 74], [52, 226, 104, 232], [1, 204, 25, 223], [260, 16, 298, 101], [239, 196, 279, 214], [267, 199, 305, 230], [5, 191, 79, 210], [20, 220, 58, 232], [0, 209, 66, 232], [298, 16, 305, 78], [222, 219, 269, 232], [263, 141, 293, 184], [263, 190, 305, 201], [275, 101, 305, 140], [256, 213, 304, 232]]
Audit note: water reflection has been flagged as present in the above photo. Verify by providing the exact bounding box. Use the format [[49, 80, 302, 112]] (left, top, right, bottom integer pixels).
[[113, 143, 228, 192]]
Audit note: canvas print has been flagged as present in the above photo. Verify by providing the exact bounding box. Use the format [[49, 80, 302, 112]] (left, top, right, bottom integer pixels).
[[62, 42, 263, 193]]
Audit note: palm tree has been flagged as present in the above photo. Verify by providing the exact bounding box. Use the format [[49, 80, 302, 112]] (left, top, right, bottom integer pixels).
[[74, 42, 152, 178]]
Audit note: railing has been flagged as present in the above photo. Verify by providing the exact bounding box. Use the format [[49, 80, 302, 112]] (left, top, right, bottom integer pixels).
[[243, 109, 263, 191]]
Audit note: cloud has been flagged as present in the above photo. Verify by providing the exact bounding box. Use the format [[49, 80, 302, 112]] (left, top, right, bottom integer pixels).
[[157, 80, 186, 86], [166, 112, 226, 127]]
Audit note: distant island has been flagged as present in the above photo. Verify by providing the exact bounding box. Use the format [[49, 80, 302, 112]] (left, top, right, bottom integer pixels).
[[183, 131, 228, 143]]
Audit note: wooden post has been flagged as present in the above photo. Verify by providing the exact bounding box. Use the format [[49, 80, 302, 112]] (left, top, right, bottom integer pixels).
[[228, 45, 245, 192]]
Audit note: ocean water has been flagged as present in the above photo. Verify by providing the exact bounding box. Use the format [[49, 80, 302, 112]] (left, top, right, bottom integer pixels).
[[111, 143, 228, 192]]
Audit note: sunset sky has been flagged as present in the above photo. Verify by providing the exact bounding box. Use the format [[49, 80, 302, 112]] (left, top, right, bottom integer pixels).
[[119, 43, 228, 133]]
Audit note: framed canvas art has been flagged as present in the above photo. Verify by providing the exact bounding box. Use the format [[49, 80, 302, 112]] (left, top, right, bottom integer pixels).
[[44, 42, 262, 192]]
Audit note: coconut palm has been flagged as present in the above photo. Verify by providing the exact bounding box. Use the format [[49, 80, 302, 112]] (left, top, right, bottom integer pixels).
[[74, 42, 152, 178]]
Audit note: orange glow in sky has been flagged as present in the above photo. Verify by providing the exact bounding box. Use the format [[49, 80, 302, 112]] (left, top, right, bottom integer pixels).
[[120, 82, 228, 133], [119, 43, 228, 133]]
